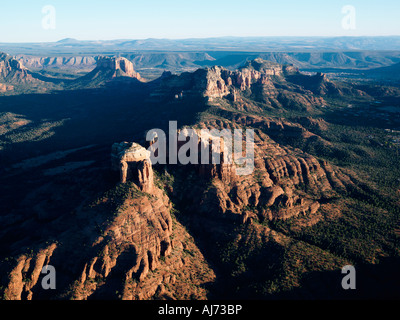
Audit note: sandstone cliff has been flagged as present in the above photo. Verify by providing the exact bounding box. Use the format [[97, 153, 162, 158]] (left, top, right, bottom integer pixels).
[[72, 56, 142, 88], [96, 56, 141, 80], [111, 142, 153, 192], [151, 58, 331, 114], [15, 55, 97, 70], [0, 83, 14, 93], [2, 175, 215, 300], [0, 52, 62, 94], [180, 120, 356, 225], [0, 58, 388, 301], [0, 53, 35, 92]]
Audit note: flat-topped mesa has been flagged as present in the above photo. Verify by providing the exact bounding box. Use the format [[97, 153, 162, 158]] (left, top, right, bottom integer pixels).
[[239, 58, 283, 75], [111, 142, 153, 192], [97, 56, 141, 79]]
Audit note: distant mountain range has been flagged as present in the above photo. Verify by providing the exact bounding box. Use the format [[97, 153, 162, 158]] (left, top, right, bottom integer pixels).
[[2, 36, 400, 55], [2, 37, 400, 80], [2, 47, 400, 96], [10, 50, 400, 82]]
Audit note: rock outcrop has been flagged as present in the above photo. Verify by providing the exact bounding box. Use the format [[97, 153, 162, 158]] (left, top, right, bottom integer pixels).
[[0, 53, 28, 79], [151, 58, 329, 113], [147, 128, 238, 184], [0, 52, 62, 94], [0, 52, 35, 91], [1, 182, 215, 300], [72, 56, 142, 88], [2, 151, 215, 300], [175, 117, 357, 226], [111, 142, 153, 192], [2, 244, 58, 300], [96, 56, 141, 80], [0, 83, 14, 93]]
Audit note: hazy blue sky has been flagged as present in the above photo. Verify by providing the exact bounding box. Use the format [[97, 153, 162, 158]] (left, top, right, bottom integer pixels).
[[0, 0, 399, 42]]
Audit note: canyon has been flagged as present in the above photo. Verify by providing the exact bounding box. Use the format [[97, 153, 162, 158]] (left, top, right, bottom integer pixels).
[[0, 52, 399, 300]]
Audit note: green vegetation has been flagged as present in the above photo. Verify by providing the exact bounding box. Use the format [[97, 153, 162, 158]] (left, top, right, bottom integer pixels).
[[182, 80, 400, 298], [88, 181, 148, 214], [2, 55, 400, 300]]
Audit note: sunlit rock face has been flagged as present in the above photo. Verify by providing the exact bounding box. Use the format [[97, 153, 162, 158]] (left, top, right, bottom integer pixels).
[[111, 142, 153, 192]]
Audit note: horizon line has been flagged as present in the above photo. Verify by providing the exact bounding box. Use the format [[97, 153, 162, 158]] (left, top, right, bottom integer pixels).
[[2, 35, 400, 44]]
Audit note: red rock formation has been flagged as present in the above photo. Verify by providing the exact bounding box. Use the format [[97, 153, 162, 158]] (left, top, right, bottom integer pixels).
[[111, 142, 153, 192], [191, 119, 356, 224], [97, 56, 141, 79], [0, 52, 35, 85], [2, 173, 214, 300], [0, 83, 14, 92]]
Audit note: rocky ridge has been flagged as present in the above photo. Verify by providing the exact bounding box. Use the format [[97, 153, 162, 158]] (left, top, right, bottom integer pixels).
[[15, 55, 97, 70], [151, 58, 335, 113], [175, 120, 356, 225], [0, 53, 36, 92], [2, 158, 215, 300], [0, 58, 389, 300]]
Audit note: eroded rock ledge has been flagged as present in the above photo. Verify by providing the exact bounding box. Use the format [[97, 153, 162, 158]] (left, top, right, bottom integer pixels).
[[111, 142, 154, 193]]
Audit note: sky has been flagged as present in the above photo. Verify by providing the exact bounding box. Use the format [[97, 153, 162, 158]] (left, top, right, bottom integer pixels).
[[0, 0, 399, 42]]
